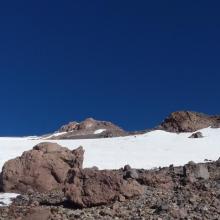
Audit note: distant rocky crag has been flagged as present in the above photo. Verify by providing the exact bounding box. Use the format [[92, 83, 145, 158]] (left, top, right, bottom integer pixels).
[[47, 118, 127, 139], [45, 111, 220, 140], [158, 111, 220, 133]]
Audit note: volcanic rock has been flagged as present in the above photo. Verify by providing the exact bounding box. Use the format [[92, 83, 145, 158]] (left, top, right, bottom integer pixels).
[[137, 168, 175, 190], [2, 159, 220, 219], [48, 118, 127, 139], [59, 121, 79, 132], [189, 131, 204, 138], [158, 111, 220, 132], [183, 162, 210, 183], [22, 207, 51, 220], [123, 165, 139, 179], [65, 168, 144, 208], [0, 142, 84, 193]]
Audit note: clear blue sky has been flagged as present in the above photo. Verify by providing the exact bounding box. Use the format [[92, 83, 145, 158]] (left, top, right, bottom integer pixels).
[[0, 1, 220, 135]]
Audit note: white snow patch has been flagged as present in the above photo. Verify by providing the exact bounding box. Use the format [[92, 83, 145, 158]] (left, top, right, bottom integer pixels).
[[46, 132, 67, 139], [94, 129, 106, 134], [0, 128, 220, 170], [0, 193, 19, 207]]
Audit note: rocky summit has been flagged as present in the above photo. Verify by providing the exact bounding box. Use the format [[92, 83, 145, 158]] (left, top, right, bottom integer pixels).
[[47, 118, 127, 139], [158, 111, 220, 132]]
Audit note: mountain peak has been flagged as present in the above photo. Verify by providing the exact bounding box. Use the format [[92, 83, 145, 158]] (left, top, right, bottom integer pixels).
[[51, 118, 127, 139]]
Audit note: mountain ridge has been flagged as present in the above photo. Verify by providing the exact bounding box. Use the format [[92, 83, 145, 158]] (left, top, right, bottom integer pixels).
[[45, 111, 220, 139]]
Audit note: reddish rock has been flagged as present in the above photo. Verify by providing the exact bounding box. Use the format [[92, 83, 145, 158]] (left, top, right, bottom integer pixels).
[[137, 169, 174, 190], [1, 142, 84, 193], [59, 121, 79, 132], [183, 162, 210, 183], [50, 118, 127, 139], [65, 168, 144, 208], [159, 111, 220, 132], [22, 207, 51, 220]]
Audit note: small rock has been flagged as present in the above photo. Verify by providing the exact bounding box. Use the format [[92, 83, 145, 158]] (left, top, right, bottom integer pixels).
[[123, 165, 132, 171], [189, 132, 203, 138], [125, 169, 139, 179], [183, 163, 210, 182]]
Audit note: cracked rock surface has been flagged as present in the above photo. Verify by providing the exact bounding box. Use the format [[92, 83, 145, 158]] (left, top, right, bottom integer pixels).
[[0, 142, 84, 193]]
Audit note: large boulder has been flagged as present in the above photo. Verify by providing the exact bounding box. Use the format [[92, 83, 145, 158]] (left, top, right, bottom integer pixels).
[[158, 111, 220, 132], [65, 168, 144, 208], [0, 142, 84, 193]]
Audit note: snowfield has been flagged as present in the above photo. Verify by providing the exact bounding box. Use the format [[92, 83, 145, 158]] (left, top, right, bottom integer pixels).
[[0, 127, 220, 171]]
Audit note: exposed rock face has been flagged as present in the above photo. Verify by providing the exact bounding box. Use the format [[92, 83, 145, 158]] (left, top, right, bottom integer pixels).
[[45, 111, 220, 139], [137, 168, 175, 190], [158, 111, 220, 132], [0, 142, 84, 193], [65, 168, 144, 208], [189, 131, 204, 138], [0, 143, 143, 209], [183, 162, 210, 183], [48, 118, 127, 139], [2, 159, 220, 219], [59, 121, 79, 132]]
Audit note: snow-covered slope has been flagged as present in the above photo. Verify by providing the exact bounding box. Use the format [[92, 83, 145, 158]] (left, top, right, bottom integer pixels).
[[0, 127, 220, 170]]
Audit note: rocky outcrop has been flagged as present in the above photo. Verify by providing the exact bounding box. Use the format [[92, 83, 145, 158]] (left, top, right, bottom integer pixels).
[[0, 143, 144, 209], [59, 121, 79, 132], [48, 118, 127, 139], [45, 111, 220, 139], [65, 168, 144, 208], [0, 142, 84, 193], [183, 162, 210, 183], [2, 159, 220, 219], [158, 111, 220, 132], [189, 131, 204, 138]]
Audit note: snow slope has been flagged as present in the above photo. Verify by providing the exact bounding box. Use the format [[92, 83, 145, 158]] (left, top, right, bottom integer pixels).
[[0, 127, 220, 171]]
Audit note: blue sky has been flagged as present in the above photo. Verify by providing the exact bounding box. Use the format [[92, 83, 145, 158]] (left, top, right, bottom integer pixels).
[[0, 1, 220, 135]]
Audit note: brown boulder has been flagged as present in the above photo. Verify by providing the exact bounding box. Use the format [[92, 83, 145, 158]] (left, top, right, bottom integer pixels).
[[1, 142, 84, 193], [159, 111, 220, 132], [137, 169, 174, 190], [65, 168, 144, 208]]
